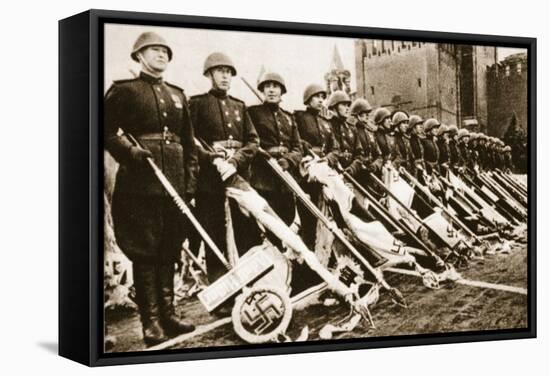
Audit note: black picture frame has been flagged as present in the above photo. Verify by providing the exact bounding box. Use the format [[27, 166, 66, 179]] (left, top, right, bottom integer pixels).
[[59, 8, 537, 367]]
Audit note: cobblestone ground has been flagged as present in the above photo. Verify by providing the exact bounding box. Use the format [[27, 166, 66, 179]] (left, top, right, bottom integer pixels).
[[105, 231, 528, 353]]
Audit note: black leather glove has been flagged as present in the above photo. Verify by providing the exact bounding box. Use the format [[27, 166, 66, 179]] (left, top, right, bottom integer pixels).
[[257, 148, 271, 159], [344, 165, 354, 175], [129, 146, 153, 163], [277, 158, 290, 171], [369, 163, 378, 173], [326, 153, 339, 168], [206, 150, 226, 161], [300, 140, 313, 153], [184, 193, 195, 205], [342, 151, 352, 162]]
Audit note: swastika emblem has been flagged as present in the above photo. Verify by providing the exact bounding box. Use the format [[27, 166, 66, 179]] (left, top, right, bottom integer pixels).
[[241, 290, 285, 335], [232, 286, 292, 344]]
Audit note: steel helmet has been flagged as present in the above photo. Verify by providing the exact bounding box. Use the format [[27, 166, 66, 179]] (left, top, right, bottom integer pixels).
[[303, 84, 327, 105], [327, 90, 351, 109], [504, 145, 512, 152], [392, 111, 409, 126], [409, 115, 424, 129], [203, 52, 237, 76], [350, 98, 373, 115], [257, 72, 287, 94], [448, 124, 459, 136], [373, 107, 392, 125], [436, 124, 449, 136], [457, 128, 470, 139], [423, 118, 441, 132], [131, 32, 173, 62]]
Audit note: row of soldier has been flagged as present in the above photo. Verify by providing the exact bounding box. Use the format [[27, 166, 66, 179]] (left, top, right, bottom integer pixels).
[[104, 32, 519, 347]]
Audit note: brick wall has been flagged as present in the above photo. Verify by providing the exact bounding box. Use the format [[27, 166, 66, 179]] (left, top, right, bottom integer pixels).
[[487, 53, 528, 137]]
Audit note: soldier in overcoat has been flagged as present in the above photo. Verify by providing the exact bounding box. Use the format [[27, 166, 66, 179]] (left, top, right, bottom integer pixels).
[[294, 84, 340, 250], [456, 128, 471, 170], [373, 107, 404, 169], [248, 72, 303, 229], [104, 32, 197, 345], [447, 125, 461, 173], [350, 98, 383, 177], [408, 114, 427, 180], [421, 118, 442, 175], [327, 90, 364, 177], [392, 110, 416, 175], [189, 52, 260, 283], [436, 124, 452, 176]]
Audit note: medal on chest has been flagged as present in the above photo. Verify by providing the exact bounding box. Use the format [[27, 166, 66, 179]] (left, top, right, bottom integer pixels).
[[171, 94, 183, 109], [388, 135, 395, 149]]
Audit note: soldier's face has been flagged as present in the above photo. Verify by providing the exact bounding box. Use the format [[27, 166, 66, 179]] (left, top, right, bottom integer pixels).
[[383, 117, 392, 130], [139, 46, 169, 73], [357, 112, 369, 123], [463, 136, 470, 144], [209, 66, 233, 91], [398, 120, 409, 133], [262, 82, 282, 104], [308, 93, 326, 110], [336, 103, 350, 118], [414, 123, 424, 135]]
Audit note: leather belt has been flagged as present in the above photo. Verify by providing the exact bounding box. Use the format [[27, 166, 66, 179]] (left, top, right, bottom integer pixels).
[[266, 145, 289, 158], [311, 146, 325, 156], [212, 140, 243, 149], [139, 132, 181, 144], [426, 161, 439, 169]]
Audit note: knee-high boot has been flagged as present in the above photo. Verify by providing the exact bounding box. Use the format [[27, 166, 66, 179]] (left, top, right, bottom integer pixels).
[[158, 263, 195, 336], [132, 263, 168, 346]]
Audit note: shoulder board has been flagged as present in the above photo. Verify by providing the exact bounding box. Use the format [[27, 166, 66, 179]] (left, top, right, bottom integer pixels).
[[280, 108, 295, 125], [280, 108, 294, 117], [247, 104, 262, 111], [190, 93, 208, 101], [165, 82, 184, 92], [112, 77, 138, 85], [228, 95, 245, 105], [292, 110, 305, 123]]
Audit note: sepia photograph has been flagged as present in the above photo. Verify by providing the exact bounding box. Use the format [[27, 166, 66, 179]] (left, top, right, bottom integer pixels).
[[101, 21, 530, 354]]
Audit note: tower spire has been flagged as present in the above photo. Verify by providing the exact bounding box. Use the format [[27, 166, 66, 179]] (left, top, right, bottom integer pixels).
[[325, 44, 352, 96], [329, 45, 345, 71]]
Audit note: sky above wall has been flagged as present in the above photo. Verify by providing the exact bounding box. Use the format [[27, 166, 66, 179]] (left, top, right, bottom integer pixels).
[[104, 24, 527, 111], [105, 23, 357, 111]]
